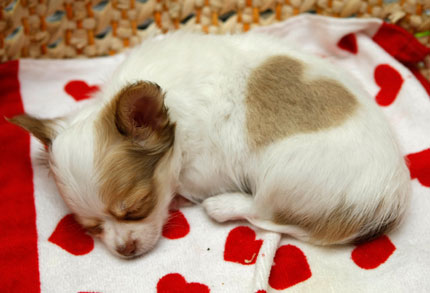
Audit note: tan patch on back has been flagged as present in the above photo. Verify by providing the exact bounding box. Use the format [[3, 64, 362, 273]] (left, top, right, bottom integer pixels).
[[94, 82, 175, 221], [246, 56, 358, 148]]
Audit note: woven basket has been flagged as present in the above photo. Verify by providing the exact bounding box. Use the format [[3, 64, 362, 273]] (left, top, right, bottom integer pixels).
[[1, 0, 429, 79]]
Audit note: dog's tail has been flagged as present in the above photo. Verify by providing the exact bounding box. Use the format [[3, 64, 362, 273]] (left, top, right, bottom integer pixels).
[[246, 217, 314, 243]]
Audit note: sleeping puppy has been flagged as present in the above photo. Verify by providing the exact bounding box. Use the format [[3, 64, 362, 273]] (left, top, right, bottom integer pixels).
[[9, 32, 410, 258]]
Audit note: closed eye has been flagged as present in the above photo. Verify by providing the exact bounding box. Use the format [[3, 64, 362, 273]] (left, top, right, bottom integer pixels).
[[122, 212, 146, 221], [86, 224, 103, 235], [108, 209, 147, 222]]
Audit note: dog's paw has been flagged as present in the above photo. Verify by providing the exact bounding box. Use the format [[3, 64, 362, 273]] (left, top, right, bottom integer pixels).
[[202, 196, 233, 223], [202, 193, 254, 223]]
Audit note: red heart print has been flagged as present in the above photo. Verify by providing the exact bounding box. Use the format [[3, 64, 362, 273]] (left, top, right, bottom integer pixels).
[[406, 148, 430, 187], [48, 214, 94, 255], [224, 226, 263, 265], [268, 245, 312, 290], [157, 273, 210, 293], [337, 33, 358, 54], [64, 80, 99, 101], [374, 64, 404, 106], [351, 235, 396, 269], [162, 210, 190, 239]]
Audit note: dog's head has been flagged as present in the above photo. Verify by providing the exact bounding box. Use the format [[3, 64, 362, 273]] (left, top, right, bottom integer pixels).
[[9, 81, 176, 258]]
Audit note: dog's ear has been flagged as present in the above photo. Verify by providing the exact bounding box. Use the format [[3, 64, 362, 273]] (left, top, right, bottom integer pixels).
[[115, 81, 172, 140], [6, 114, 58, 146]]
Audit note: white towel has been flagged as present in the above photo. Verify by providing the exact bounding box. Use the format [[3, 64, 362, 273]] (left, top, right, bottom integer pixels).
[[1, 15, 429, 293]]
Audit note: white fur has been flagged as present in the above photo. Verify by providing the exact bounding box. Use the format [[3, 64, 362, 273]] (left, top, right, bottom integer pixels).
[[47, 32, 410, 257]]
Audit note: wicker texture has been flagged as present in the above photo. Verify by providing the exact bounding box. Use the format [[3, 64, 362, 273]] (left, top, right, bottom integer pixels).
[[0, 0, 429, 61]]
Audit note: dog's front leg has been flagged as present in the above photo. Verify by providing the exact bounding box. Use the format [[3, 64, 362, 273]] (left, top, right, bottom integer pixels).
[[202, 192, 255, 222]]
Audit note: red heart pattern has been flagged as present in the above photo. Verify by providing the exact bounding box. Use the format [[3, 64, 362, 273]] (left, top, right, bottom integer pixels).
[[157, 273, 210, 293], [374, 64, 404, 106], [8, 23, 429, 292], [337, 33, 358, 54], [406, 148, 430, 187], [162, 210, 190, 239], [351, 235, 396, 269], [64, 80, 99, 101], [268, 245, 312, 290], [48, 214, 94, 255], [224, 226, 263, 265]]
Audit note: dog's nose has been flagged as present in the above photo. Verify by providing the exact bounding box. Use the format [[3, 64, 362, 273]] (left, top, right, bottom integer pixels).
[[116, 240, 138, 257]]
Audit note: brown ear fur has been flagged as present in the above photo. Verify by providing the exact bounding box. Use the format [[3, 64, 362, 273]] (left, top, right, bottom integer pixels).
[[115, 81, 170, 140], [95, 81, 175, 217], [6, 114, 56, 146]]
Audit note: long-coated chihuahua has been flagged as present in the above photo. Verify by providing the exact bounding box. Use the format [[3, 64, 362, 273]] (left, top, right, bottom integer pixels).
[[9, 32, 410, 258]]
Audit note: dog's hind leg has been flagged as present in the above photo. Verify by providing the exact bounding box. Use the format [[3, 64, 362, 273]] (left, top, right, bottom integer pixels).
[[202, 192, 313, 242]]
